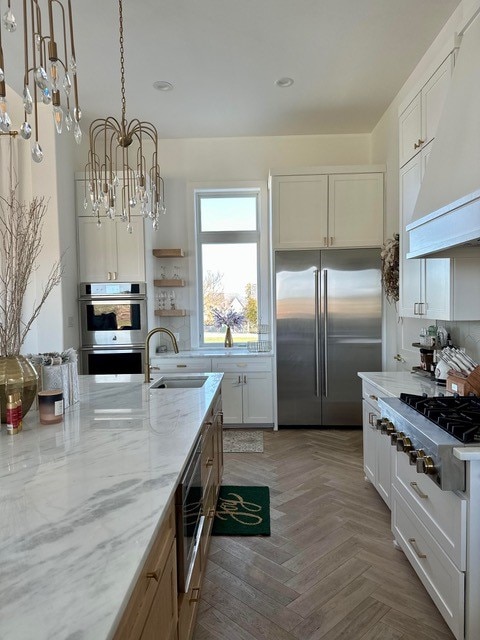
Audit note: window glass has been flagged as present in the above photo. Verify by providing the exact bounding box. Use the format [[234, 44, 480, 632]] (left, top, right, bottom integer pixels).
[[200, 196, 257, 232]]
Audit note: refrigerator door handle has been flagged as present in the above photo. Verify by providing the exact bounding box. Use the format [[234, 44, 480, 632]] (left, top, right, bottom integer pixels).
[[314, 269, 320, 397], [323, 269, 328, 398]]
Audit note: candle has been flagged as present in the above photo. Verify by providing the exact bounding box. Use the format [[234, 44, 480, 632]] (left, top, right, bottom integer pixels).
[[38, 389, 64, 425]]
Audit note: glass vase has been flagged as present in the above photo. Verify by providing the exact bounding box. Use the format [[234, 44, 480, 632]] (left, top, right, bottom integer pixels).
[[224, 326, 233, 348], [0, 355, 38, 423]]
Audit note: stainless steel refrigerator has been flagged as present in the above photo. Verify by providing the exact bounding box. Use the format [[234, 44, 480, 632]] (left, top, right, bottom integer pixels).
[[275, 249, 382, 426]]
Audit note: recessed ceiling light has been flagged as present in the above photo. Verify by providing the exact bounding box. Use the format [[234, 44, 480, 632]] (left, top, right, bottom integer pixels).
[[275, 77, 294, 88], [153, 81, 174, 91]]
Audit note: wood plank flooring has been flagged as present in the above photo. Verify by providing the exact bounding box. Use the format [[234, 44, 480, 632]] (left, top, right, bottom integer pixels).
[[193, 428, 454, 640]]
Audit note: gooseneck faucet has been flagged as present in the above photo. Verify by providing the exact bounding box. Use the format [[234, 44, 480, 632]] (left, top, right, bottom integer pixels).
[[144, 327, 179, 382]]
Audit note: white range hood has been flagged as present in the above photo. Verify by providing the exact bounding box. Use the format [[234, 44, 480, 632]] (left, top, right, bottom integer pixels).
[[407, 11, 480, 259]]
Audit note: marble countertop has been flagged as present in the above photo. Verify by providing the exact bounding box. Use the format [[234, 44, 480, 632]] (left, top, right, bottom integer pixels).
[[358, 370, 446, 398], [0, 372, 223, 640]]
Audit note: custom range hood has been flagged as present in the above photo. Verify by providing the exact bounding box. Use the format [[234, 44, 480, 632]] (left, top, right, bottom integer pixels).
[[407, 11, 480, 258]]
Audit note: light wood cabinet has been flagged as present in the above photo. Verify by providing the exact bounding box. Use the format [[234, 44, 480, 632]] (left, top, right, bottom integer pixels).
[[399, 54, 453, 168], [212, 358, 273, 425], [271, 169, 384, 250], [113, 502, 177, 640]]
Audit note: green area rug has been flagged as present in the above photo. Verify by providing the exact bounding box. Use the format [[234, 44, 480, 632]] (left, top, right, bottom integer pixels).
[[212, 486, 270, 536]]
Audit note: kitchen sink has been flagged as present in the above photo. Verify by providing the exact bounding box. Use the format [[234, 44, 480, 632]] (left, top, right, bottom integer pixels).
[[150, 375, 208, 389]]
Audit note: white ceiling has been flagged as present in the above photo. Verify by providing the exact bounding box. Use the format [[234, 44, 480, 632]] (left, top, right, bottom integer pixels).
[[8, 0, 463, 139]]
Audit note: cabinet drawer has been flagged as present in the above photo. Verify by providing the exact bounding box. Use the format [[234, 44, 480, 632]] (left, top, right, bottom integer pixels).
[[392, 488, 464, 640], [394, 452, 466, 569], [211, 357, 272, 373], [149, 357, 211, 373], [362, 381, 387, 411]]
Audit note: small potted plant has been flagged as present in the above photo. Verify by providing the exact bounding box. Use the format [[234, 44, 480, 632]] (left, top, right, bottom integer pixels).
[[212, 308, 245, 348]]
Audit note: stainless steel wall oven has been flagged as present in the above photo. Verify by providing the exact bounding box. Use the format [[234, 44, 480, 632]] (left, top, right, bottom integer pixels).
[[79, 282, 147, 374]]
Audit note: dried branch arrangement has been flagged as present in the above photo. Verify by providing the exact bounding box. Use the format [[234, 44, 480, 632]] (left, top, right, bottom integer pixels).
[[0, 188, 63, 356], [381, 233, 400, 304]]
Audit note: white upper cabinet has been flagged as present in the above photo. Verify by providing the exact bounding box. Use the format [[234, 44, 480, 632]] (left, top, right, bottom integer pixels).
[[399, 54, 453, 168], [76, 178, 146, 283], [272, 168, 384, 250], [272, 175, 328, 249]]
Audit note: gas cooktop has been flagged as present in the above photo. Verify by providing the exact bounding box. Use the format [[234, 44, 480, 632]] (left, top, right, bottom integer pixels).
[[400, 393, 480, 444]]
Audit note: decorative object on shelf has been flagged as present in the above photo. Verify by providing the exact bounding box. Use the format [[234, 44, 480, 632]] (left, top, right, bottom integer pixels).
[[0, 187, 63, 422], [212, 309, 245, 349], [85, 0, 165, 232], [0, 0, 82, 162], [28, 349, 79, 408], [380, 233, 399, 304]]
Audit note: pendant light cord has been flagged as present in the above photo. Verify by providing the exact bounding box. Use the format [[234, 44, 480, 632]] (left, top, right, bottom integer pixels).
[[118, 0, 127, 127]]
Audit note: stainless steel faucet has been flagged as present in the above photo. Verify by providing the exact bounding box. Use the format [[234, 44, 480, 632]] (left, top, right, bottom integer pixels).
[[144, 327, 179, 382]]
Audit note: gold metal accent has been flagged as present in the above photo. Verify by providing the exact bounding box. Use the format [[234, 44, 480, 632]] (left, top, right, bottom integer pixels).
[[422, 456, 436, 475], [410, 481, 428, 499], [207, 508, 216, 519], [323, 236, 327, 246], [369, 394, 378, 401], [330, 236, 334, 245], [86, 0, 164, 228], [0, 131, 19, 137], [408, 538, 427, 558], [409, 448, 425, 465], [397, 436, 413, 453], [189, 587, 201, 603], [146, 571, 159, 582], [144, 328, 179, 382], [413, 138, 425, 149], [206, 458, 214, 467]]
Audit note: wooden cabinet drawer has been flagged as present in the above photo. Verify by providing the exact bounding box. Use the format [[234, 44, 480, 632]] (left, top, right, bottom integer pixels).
[[394, 452, 466, 569], [211, 357, 272, 373], [392, 488, 464, 640], [178, 544, 202, 640]]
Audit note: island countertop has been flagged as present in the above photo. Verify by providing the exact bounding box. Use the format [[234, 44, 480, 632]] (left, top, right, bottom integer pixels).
[[0, 372, 223, 640]]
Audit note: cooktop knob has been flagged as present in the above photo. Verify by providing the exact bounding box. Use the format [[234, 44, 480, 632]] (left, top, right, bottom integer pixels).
[[416, 455, 436, 475], [409, 449, 425, 465], [391, 431, 403, 445], [397, 436, 413, 453]]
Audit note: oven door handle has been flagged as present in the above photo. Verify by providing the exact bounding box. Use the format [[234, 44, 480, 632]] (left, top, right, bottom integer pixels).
[[184, 514, 205, 593]]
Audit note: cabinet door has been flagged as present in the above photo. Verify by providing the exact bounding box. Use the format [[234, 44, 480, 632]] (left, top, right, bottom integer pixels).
[[140, 541, 177, 640], [328, 173, 383, 248], [399, 93, 422, 168], [398, 155, 423, 317], [272, 175, 328, 249], [242, 372, 273, 424], [362, 400, 376, 485], [221, 374, 244, 424], [421, 54, 453, 148], [376, 428, 391, 508], [77, 217, 116, 282], [115, 218, 146, 281]]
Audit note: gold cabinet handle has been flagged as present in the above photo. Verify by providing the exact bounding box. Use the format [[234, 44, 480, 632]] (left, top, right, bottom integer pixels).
[[189, 586, 201, 603], [413, 138, 425, 149], [408, 538, 426, 559], [206, 457, 214, 467], [410, 481, 428, 499], [146, 570, 159, 582], [324, 236, 328, 246], [369, 394, 378, 401], [207, 507, 216, 519], [330, 236, 334, 246]]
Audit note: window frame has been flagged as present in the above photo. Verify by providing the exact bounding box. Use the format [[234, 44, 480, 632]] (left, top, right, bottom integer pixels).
[[188, 182, 270, 350]]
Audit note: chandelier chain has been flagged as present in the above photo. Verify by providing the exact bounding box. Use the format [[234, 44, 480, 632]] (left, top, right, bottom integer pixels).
[[118, 0, 126, 124]]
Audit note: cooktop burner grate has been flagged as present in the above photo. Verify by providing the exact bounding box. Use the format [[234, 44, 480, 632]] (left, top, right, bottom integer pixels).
[[400, 393, 480, 443]]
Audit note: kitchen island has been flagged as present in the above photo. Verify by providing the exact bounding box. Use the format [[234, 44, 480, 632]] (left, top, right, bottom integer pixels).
[[0, 372, 223, 640]]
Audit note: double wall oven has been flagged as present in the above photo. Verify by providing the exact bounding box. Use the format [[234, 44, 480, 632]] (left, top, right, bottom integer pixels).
[[79, 282, 147, 375]]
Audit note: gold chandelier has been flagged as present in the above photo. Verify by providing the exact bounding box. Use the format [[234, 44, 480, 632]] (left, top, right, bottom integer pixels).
[[0, 0, 82, 162], [85, 0, 165, 232]]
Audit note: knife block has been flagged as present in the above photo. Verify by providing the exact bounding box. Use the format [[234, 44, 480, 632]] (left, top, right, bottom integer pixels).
[[446, 366, 480, 396]]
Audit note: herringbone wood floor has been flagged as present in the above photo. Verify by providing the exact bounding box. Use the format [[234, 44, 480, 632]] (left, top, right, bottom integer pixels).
[[193, 428, 455, 640]]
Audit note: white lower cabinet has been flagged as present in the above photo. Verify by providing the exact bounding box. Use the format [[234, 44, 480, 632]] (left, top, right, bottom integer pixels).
[[362, 381, 391, 508], [212, 358, 273, 426]]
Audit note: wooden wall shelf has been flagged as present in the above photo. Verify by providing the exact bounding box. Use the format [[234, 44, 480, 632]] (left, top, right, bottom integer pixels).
[[155, 309, 187, 317], [154, 279, 186, 287], [152, 249, 184, 258]]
